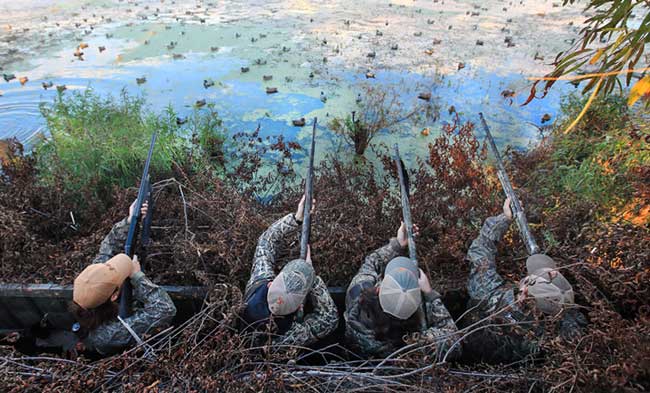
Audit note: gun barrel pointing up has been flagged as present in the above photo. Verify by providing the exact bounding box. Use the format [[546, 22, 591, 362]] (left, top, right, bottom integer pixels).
[[478, 113, 540, 256], [300, 118, 317, 260]]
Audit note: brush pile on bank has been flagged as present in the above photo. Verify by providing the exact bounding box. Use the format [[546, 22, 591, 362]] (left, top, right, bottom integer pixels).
[[0, 95, 648, 392]]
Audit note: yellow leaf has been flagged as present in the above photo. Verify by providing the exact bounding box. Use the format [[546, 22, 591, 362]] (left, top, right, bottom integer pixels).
[[589, 48, 605, 65], [628, 75, 650, 107]]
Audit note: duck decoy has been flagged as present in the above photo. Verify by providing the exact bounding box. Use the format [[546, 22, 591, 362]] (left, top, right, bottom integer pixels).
[[424, 49, 433, 55], [365, 71, 375, 79], [367, 51, 376, 58], [172, 53, 185, 59], [78, 43, 88, 49], [262, 75, 272, 81], [42, 81, 53, 90], [241, 66, 250, 73], [320, 91, 327, 103], [457, 62, 465, 70], [356, 93, 362, 104], [176, 116, 187, 125], [266, 87, 278, 94], [418, 92, 431, 101], [98, 46, 106, 52], [432, 39, 442, 45], [203, 79, 215, 88], [3, 74, 16, 82], [421, 128, 430, 136], [292, 118, 306, 127], [390, 44, 398, 50], [56, 85, 67, 92], [210, 46, 219, 52], [19, 76, 28, 85], [414, 31, 422, 37], [476, 40, 484, 46], [195, 99, 206, 107], [136, 76, 147, 85], [534, 52, 544, 61], [541, 114, 552, 124]]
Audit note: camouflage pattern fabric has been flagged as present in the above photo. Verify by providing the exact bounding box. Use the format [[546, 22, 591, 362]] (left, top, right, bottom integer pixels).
[[463, 213, 586, 364], [83, 218, 177, 355], [345, 239, 461, 358], [245, 213, 339, 347]]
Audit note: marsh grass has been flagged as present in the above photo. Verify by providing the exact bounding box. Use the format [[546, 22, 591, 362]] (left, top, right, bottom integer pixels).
[[35, 89, 225, 209]]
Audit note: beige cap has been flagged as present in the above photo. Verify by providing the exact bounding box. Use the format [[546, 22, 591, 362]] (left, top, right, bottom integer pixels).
[[379, 257, 422, 320], [73, 254, 133, 309], [523, 254, 574, 314], [267, 259, 315, 316]]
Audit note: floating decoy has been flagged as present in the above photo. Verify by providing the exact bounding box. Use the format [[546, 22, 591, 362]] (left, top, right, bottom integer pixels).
[[195, 99, 206, 107], [534, 52, 544, 61], [320, 91, 327, 103], [421, 128, 430, 136], [144, 40, 150, 45], [176, 117, 187, 125], [19, 76, 28, 85], [365, 71, 375, 79], [3, 74, 16, 82], [210, 46, 219, 52], [56, 85, 67, 92], [266, 87, 278, 94], [504, 36, 513, 44], [448, 105, 456, 114], [457, 62, 465, 70], [323, 57, 327, 63], [376, 30, 383, 36], [356, 93, 362, 104], [42, 81, 53, 90], [344, 20, 350, 26], [262, 75, 272, 81], [200, 18, 205, 23], [235, 33, 241, 38], [241, 66, 249, 73], [98, 46, 106, 52], [541, 114, 552, 124], [427, 19, 434, 24], [432, 38, 442, 45], [106, 33, 113, 38], [418, 92, 431, 101], [73, 48, 84, 58], [309, 72, 314, 78], [292, 118, 306, 127], [390, 44, 398, 50], [282, 46, 290, 52], [136, 76, 147, 85], [259, 34, 266, 38], [414, 32, 422, 37], [78, 42, 88, 49], [285, 76, 293, 83], [251, 37, 257, 43], [254, 58, 266, 65], [507, 42, 515, 48], [172, 53, 184, 59], [476, 40, 484, 46], [203, 79, 214, 88], [424, 49, 433, 55], [367, 51, 376, 58]]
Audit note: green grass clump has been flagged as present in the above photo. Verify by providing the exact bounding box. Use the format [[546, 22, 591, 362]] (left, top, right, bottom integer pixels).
[[35, 89, 224, 207], [541, 94, 649, 209]]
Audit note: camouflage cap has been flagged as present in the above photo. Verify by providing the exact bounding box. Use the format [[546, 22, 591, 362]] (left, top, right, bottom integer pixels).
[[379, 257, 422, 320], [267, 259, 315, 316], [523, 254, 574, 314]]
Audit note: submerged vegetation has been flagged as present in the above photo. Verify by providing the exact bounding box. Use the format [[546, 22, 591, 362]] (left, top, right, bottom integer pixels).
[[0, 90, 649, 391]]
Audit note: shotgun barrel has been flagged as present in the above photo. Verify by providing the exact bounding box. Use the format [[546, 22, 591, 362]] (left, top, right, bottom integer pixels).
[[478, 113, 540, 256]]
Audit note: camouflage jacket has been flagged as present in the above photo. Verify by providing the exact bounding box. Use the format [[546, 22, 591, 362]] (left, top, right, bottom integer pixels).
[[244, 213, 338, 347], [84, 218, 177, 355], [345, 239, 461, 358], [463, 213, 586, 363]]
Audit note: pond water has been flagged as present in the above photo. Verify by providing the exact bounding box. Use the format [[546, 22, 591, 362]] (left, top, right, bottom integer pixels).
[[0, 0, 594, 164]]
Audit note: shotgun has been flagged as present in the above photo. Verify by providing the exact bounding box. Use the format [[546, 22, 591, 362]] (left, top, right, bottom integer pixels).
[[478, 113, 540, 255], [300, 118, 317, 259]]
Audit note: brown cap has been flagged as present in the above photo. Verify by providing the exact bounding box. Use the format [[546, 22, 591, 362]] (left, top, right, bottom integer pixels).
[[73, 254, 133, 309]]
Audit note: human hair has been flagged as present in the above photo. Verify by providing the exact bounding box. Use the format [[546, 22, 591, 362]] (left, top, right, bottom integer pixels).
[[359, 286, 420, 344], [68, 299, 118, 336]]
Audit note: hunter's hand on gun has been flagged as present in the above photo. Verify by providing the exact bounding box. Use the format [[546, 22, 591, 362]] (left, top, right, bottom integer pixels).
[[397, 222, 419, 248], [127, 200, 149, 224], [295, 195, 316, 223], [503, 197, 513, 221], [417, 268, 433, 294], [130, 255, 141, 278]]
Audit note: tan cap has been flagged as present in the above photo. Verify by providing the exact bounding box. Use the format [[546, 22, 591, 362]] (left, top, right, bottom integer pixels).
[[523, 254, 574, 314], [73, 254, 133, 309], [379, 257, 422, 320], [267, 259, 315, 316]]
